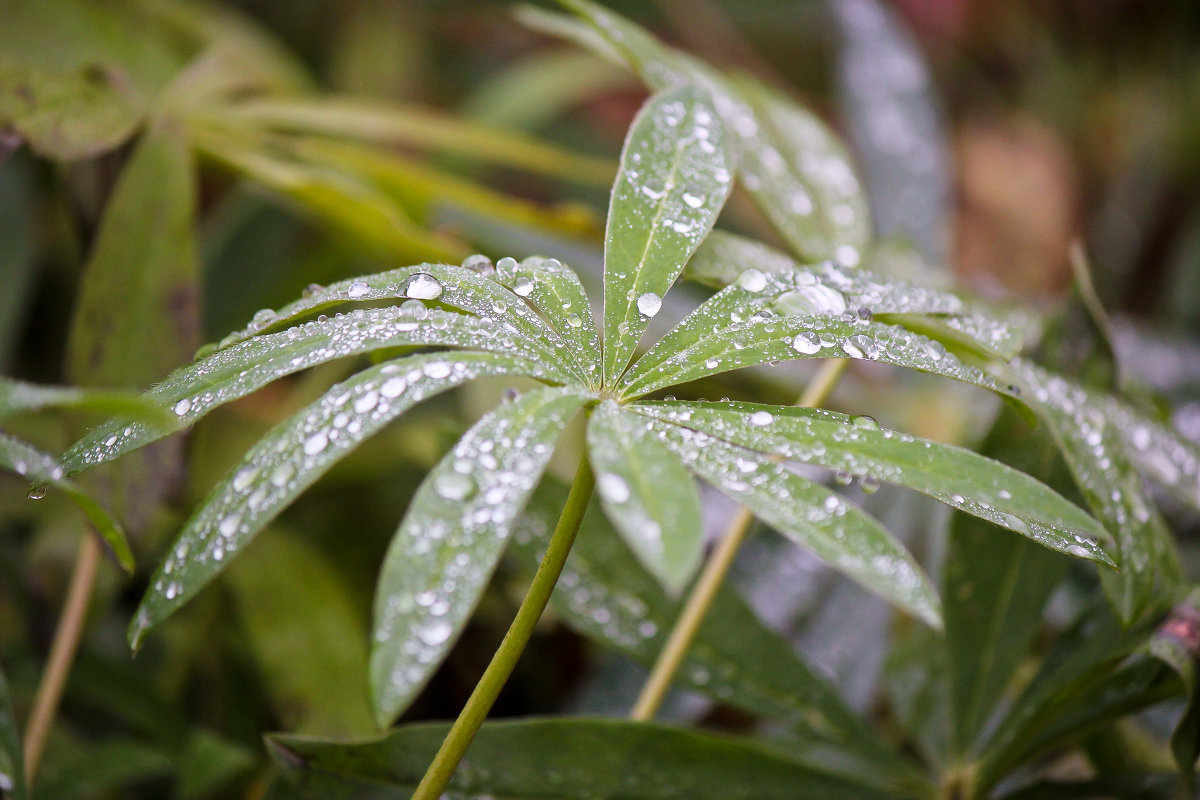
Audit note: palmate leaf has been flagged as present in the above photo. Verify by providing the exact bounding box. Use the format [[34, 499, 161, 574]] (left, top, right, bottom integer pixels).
[[63, 301, 575, 476], [542, 0, 871, 265], [0, 432, 133, 572], [619, 311, 1017, 401], [684, 231, 1024, 360], [634, 401, 1113, 566], [1011, 360, 1181, 624], [370, 385, 592, 725], [637, 413, 941, 628], [0, 660, 25, 800], [601, 84, 732, 385], [587, 401, 703, 594], [128, 351, 551, 649], [496, 256, 602, 387], [511, 481, 928, 795], [268, 719, 897, 799]]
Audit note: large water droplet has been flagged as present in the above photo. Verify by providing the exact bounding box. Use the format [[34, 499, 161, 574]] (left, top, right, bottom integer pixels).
[[434, 472, 475, 501], [423, 362, 452, 379], [597, 472, 631, 504], [513, 277, 535, 297], [462, 254, 495, 275], [773, 285, 848, 316], [841, 334, 879, 359], [792, 332, 822, 355], [173, 398, 192, 416], [347, 279, 370, 299], [403, 273, 443, 300], [636, 292, 662, 318], [418, 621, 453, 646], [736, 268, 767, 292], [304, 431, 329, 455], [565, 313, 582, 328], [750, 410, 774, 427]]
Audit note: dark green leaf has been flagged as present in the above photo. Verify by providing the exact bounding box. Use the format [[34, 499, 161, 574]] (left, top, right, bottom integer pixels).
[[370, 385, 592, 725], [129, 351, 546, 649], [586, 400, 703, 594], [269, 718, 898, 799], [1147, 588, 1200, 792], [602, 85, 732, 385]]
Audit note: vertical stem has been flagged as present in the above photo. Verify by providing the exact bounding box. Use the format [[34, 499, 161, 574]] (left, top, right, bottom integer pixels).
[[630, 358, 849, 720], [23, 533, 101, 784], [411, 453, 596, 800]]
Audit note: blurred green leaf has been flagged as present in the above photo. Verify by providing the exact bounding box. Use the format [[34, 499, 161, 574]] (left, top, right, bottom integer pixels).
[[0, 156, 35, 373], [32, 738, 172, 800], [0, 661, 25, 800], [226, 530, 375, 736], [601, 85, 732, 385], [0, 376, 167, 423], [176, 729, 255, 800], [268, 718, 899, 799], [587, 400, 703, 594], [1146, 588, 1200, 792], [370, 385, 591, 726], [882, 623, 953, 770]]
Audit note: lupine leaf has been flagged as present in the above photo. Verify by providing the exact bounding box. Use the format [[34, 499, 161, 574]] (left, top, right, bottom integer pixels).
[[1012, 360, 1181, 624], [0, 660, 25, 800], [0, 431, 133, 571], [551, 0, 871, 264], [370, 385, 592, 725], [601, 85, 732, 385], [634, 400, 1112, 566], [128, 351, 547, 649], [586, 400, 703, 594], [268, 718, 898, 799], [511, 479, 928, 794], [497, 256, 601, 387], [0, 376, 167, 422], [641, 415, 941, 628], [63, 304, 573, 477], [620, 312, 1017, 401]]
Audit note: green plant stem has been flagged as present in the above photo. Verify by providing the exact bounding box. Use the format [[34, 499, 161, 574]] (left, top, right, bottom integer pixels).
[[631, 358, 849, 721], [23, 533, 101, 785], [411, 453, 596, 800]]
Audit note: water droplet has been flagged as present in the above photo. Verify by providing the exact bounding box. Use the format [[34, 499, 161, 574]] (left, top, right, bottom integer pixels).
[[418, 621, 453, 646], [233, 466, 259, 492], [492, 299, 508, 313], [347, 279, 370, 299], [636, 292, 662, 318], [851, 415, 879, 430], [860, 476, 881, 494], [381, 377, 406, 398], [354, 391, 379, 414], [834, 245, 861, 267], [403, 273, 443, 300], [173, 398, 192, 416], [271, 463, 295, 487], [774, 285, 848, 316], [835, 471, 853, 485], [513, 277, 535, 297], [736, 268, 767, 292], [598, 472, 630, 504], [565, 313, 582, 328], [27, 484, 47, 500], [304, 283, 324, 296], [750, 410, 774, 427], [434, 473, 475, 501], [841, 334, 879, 359], [791, 332, 822, 355], [496, 256, 518, 277], [502, 387, 521, 403], [682, 187, 705, 208], [218, 513, 241, 537], [252, 308, 277, 325], [424, 362, 452, 379], [304, 431, 329, 455], [462, 254, 494, 275], [400, 299, 427, 318]]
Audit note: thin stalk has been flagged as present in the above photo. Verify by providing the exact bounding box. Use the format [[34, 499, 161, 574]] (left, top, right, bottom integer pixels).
[[23, 533, 102, 784], [631, 358, 849, 720], [411, 453, 596, 800]]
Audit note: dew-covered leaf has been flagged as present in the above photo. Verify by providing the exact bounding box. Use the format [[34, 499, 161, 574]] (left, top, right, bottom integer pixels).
[[640, 415, 941, 629], [551, 0, 870, 265], [0, 431, 133, 572], [634, 400, 1112, 566], [0, 376, 167, 423], [1098, 394, 1200, 516], [682, 231, 1022, 360], [207, 262, 579, 378], [511, 479, 925, 793], [370, 384, 592, 725], [1012, 360, 1181, 624], [602, 85, 732, 385], [586, 400, 703, 594], [269, 718, 899, 799], [620, 311, 1016, 402], [496, 256, 601, 387], [64, 304, 574, 476], [128, 351, 549, 649], [0, 660, 25, 800]]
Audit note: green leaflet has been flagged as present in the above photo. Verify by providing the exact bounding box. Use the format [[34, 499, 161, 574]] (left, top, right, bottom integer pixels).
[[634, 401, 1113, 566], [586, 401, 703, 594], [129, 351, 548, 649], [1012, 361, 1181, 625], [0, 660, 24, 800], [547, 0, 871, 264], [0, 431, 133, 572], [497, 256, 601, 387], [601, 85, 732, 385], [370, 385, 592, 725], [642, 414, 941, 629], [511, 480, 927, 794], [63, 304, 574, 477], [268, 719, 897, 799], [619, 312, 1016, 402]]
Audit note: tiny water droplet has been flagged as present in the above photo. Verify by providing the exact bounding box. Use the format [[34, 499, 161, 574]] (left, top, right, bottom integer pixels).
[[403, 273, 443, 300], [835, 471, 853, 486], [636, 292, 662, 318], [860, 476, 881, 494], [27, 484, 47, 500], [304, 283, 324, 296]]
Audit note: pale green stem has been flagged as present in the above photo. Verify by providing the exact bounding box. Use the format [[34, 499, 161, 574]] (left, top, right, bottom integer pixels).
[[411, 453, 596, 800], [631, 358, 849, 720]]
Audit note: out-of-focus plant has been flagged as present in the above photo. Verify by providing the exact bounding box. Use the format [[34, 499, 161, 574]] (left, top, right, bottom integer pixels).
[[5, 1, 1200, 799]]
